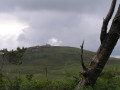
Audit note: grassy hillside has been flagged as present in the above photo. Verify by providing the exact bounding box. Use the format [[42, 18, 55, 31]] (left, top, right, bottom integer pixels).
[[2, 45, 120, 80]]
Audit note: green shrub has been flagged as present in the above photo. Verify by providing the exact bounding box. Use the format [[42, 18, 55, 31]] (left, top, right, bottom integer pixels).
[[94, 70, 120, 90], [100, 70, 115, 79], [26, 74, 34, 81], [7, 76, 22, 90], [0, 72, 6, 90], [2, 69, 120, 90]]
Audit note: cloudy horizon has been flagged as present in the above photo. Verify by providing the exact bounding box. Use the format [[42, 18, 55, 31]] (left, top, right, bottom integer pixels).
[[0, 0, 120, 58]]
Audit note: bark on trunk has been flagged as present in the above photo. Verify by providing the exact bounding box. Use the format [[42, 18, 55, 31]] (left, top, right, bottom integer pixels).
[[75, 0, 120, 89]]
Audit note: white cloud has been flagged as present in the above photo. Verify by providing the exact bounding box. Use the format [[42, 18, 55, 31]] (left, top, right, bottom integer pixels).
[[47, 37, 62, 46], [113, 56, 120, 59], [0, 13, 29, 50]]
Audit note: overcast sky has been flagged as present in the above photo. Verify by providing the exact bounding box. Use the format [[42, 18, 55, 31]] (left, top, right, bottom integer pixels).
[[0, 0, 120, 58]]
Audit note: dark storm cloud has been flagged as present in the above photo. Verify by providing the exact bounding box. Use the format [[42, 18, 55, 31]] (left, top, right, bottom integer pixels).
[[0, 0, 111, 15], [17, 11, 102, 51], [0, 0, 119, 57]]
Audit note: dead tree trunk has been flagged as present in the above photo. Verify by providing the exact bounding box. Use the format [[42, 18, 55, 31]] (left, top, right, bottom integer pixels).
[[76, 0, 120, 89]]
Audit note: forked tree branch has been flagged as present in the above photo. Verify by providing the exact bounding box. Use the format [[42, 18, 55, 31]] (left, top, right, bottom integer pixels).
[[76, 0, 120, 89], [114, 4, 120, 23], [80, 41, 87, 71], [100, 0, 117, 43]]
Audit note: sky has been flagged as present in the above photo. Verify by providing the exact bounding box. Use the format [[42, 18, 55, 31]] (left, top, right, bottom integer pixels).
[[0, 0, 120, 58]]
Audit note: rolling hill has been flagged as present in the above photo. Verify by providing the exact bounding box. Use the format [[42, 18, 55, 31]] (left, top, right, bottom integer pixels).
[[2, 45, 120, 80]]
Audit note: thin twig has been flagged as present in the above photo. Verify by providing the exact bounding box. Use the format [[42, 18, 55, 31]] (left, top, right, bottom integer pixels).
[[72, 74, 80, 81], [80, 41, 87, 71]]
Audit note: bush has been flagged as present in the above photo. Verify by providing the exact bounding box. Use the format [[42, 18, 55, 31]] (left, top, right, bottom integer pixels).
[[94, 70, 120, 90], [0, 72, 6, 89], [2, 69, 120, 90], [100, 70, 115, 79], [7, 76, 22, 90], [26, 74, 34, 81]]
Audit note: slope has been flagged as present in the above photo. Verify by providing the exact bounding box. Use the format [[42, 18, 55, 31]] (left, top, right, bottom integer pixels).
[[2, 45, 120, 80]]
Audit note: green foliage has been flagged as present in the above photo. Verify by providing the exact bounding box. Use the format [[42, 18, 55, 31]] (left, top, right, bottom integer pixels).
[[94, 77, 120, 90], [52, 78, 77, 90], [94, 70, 120, 90], [0, 70, 120, 90], [1, 47, 26, 65], [8, 76, 22, 90], [26, 73, 34, 81], [0, 74, 77, 90], [100, 70, 115, 79], [1, 46, 120, 89], [0, 72, 5, 89]]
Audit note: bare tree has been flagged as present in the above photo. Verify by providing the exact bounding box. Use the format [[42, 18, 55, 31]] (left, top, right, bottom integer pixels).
[[76, 0, 120, 89]]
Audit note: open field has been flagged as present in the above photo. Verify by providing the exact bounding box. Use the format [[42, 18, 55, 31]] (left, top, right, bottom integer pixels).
[[1, 46, 120, 80], [1, 46, 120, 89]]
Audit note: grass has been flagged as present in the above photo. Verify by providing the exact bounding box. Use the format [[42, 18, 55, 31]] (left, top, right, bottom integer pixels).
[[0, 46, 120, 89], [1, 69, 120, 90], [1, 46, 120, 81]]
